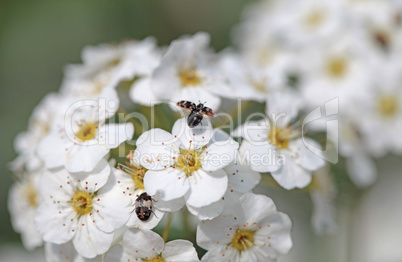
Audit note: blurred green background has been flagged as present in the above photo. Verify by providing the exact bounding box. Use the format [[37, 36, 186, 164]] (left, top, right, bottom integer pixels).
[[0, 0, 253, 246]]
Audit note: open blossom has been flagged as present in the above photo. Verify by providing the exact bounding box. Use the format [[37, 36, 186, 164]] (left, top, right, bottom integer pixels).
[[37, 101, 134, 173], [8, 170, 43, 250], [131, 32, 230, 109], [104, 228, 199, 262], [34, 161, 131, 258], [61, 38, 160, 101], [197, 193, 292, 262], [114, 158, 164, 229], [233, 90, 325, 190], [45, 241, 102, 262], [135, 118, 238, 218]]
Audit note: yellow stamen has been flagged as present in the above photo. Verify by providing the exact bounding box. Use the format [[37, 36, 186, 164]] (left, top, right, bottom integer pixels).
[[177, 150, 202, 176], [146, 256, 165, 262], [378, 95, 398, 117], [305, 10, 324, 27], [26, 184, 38, 208], [179, 69, 201, 86], [71, 191, 93, 215], [269, 128, 291, 149], [327, 57, 348, 78], [231, 230, 255, 251], [76, 123, 97, 141]]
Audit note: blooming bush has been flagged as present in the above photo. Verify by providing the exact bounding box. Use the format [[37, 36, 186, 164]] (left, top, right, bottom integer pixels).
[[8, 0, 402, 261]]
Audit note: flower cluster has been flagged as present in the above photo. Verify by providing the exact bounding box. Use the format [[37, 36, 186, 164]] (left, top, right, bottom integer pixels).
[[9, 0, 402, 260]]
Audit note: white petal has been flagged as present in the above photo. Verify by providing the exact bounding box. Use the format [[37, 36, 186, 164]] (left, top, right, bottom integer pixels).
[[201, 138, 239, 172], [196, 213, 238, 250], [171, 118, 213, 150], [153, 195, 186, 212], [92, 175, 131, 233], [73, 216, 114, 258], [271, 157, 312, 190], [224, 162, 261, 193], [65, 145, 109, 173], [144, 168, 190, 201], [136, 129, 179, 170], [231, 119, 270, 142], [291, 138, 326, 172], [200, 246, 239, 262], [129, 77, 161, 107], [36, 134, 68, 169], [185, 169, 228, 208], [103, 244, 124, 262], [186, 199, 225, 220], [162, 240, 199, 262], [70, 159, 111, 192], [45, 242, 103, 262], [239, 140, 281, 173], [233, 193, 279, 226], [101, 123, 134, 149], [123, 228, 164, 258]]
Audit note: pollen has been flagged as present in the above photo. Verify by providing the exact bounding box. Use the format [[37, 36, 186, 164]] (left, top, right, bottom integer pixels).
[[378, 95, 398, 118], [326, 56, 348, 78], [269, 127, 292, 149], [179, 68, 201, 86], [71, 191, 93, 215], [118, 163, 147, 190], [176, 149, 202, 176], [76, 123, 97, 141], [231, 230, 255, 251]]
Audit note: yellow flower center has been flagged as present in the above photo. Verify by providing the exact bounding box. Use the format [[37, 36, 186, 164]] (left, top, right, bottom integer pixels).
[[72, 191, 93, 215], [76, 123, 97, 141], [26, 184, 38, 208], [132, 167, 147, 190], [304, 10, 324, 27], [327, 57, 348, 78], [231, 230, 255, 251], [269, 128, 291, 149], [179, 69, 201, 86], [177, 150, 202, 176], [378, 95, 398, 118], [146, 256, 165, 262], [250, 79, 268, 94]]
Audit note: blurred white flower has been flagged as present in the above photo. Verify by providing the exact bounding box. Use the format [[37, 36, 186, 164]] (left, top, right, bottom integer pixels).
[[233, 90, 325, 189], [37, 102, 133, 173], [10, 93, 65, 174], [197, 193, 292, 262], [34, 162, 130, 258], [62, 38, 160, 101], [8, 170, 43, 250], [135, 118, 238, 218], [136, 32, 230, 109], [103, 228, 199, 262]]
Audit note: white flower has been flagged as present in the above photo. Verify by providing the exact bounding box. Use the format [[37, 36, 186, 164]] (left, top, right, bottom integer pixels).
[[188, 158, 261, 220], [62, 38, 160, 101], [10, 93, 65, 173], [114, 154, 164, 228], [135, 32, 230, 109], [34, 161, 131, 258], [197, 193, 292, 262], [37, 101, 134, 173], [351, 57, 402, 158], [103, 228, 199, 262], [217, 52, 286, 102], [309, 165, 337, 235], [8, 170, 43, 250], [45, 241, 102, 262], [135, 118, 238, 218], [299, 32, 370, 110], [232, 90, 325, 190]]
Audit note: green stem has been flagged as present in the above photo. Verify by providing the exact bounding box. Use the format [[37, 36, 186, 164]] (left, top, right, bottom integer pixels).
[[162, 212, 174, 242]]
